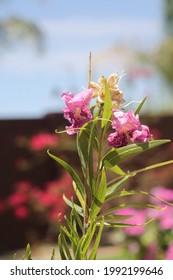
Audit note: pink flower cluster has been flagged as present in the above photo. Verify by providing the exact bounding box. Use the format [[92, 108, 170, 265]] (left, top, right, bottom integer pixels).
[[2, 173, 73, 222], [61, 89, 152, 147], [62, 89, 93, 134], [108, 110, 152, 148], [29, 133, 59, 151]]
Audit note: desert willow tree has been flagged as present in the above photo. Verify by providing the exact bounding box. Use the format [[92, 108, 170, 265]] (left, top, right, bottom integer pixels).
[[25, 54, 173, 260]]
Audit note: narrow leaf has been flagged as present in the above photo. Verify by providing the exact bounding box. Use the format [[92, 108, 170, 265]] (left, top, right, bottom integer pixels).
[[89, 217, 104, 260], [98, 203, 165, 220], [51, 248, 55, 260], [58, 234, 67, 260], [101, 79, 112, 129], [73, 208, 84, 233], [110, 164, 126, 175], [47, 150, 84, 196], [61, 234, 73, 260], [107, 189, 173, 207], [135, 96, 147, 115], [103, 218, 154, 228], [106, 175, 129, 199], [90, 168, 107, 220], [63, 195, 84, 217], [81, 221, 97, 257], [73, 181, 85, 209], [25, 243, 32, 260], [129, 160, 173, 176], [102, 140, 170, 170]]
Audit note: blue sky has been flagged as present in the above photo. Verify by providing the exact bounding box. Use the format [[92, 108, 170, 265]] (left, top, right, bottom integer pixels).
[[0, 0, 169, 119]]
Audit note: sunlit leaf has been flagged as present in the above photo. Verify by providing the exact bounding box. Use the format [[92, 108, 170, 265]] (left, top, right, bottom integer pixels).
[[135, 96, 147, 115], [72, 181, 85, 209], [110, 164, 126, 175], [102, 140, 170, 170], [101, 79, 112, 129]]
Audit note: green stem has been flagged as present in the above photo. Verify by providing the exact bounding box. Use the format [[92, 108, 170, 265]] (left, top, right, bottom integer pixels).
[[83, 164, 89, 235]]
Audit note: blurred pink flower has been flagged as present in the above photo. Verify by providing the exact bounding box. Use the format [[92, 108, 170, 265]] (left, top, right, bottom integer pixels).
[[62, 89, 93, 134], [166, 242, 173, 260], [30, 133, 59, 151], [116, 208, 146, 236], [15, 181, 32, 193], [14, 206, 29, 219], [151, 186, 173, 202], [144, 244, 157, 260], [8, 193, 28, 207], [159, 206, 173, 230], [39, 192, 59, 207]]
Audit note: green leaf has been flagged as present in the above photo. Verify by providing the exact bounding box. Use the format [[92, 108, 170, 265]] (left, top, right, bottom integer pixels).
[[99, 203, 165, 218], [102, 140, 170, 170], [47, 150, 84, 196], [106, 175, 129, 199], [72, 181, 85, 209], [129, 160, 173, 177], [73, 208, 84, 233], [103, 218, 153, 228], [51, 248, 55, 260], [87, 119, 98, 194], [80, 220, 97, 257], [63, 195, 84, 217], [77, 125, 90, 170], [61, 234, 73, 260], [110, 164, 126, 175], [89, 217, 104, 260], [60, 226, 78, 252], [25, 243, 32, 260], [64, 215, 79, 241], [135, 96, 147, 115], [101, 78, 112, 129], [58, 234, 67, 260], [90, 168, 107, 220], [99, 214, 134, 223], [107, 189, 173, 207]]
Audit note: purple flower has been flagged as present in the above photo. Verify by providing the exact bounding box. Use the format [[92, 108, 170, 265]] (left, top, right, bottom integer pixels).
[[112, 110, 141, 133], [107, 131, 128, 148], [107, 109, 152, 148], [130, 125, 152, 143], [61, 89, 93, 134]]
